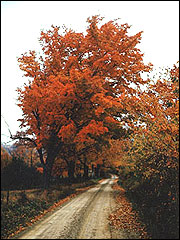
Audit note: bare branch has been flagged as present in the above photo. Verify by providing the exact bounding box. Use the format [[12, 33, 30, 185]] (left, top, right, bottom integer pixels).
[[1, 115, 13, 138]]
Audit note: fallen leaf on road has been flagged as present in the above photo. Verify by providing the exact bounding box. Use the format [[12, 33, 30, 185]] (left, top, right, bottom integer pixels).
[[109, 182, 151, 239]]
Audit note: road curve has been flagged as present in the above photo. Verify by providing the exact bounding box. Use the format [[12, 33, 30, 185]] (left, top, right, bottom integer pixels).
[[17, 178, 117, 239]]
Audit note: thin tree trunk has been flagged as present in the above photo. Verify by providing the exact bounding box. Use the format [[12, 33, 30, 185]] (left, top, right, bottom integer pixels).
[[83, 163, 89, 179], [30, 149, 33, 168], [67, 160, 75, 181], [95, 164, 100, 178], [43, 165, 49, 189], [82, 154, 88, 179], [6, 190, 9, 205]]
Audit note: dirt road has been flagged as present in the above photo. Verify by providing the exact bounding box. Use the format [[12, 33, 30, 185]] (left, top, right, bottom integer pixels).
[[16, 178, 118, 239]]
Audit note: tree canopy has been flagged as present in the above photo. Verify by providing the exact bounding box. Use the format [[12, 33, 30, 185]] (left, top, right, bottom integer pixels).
[[14, 15, 153, 187]]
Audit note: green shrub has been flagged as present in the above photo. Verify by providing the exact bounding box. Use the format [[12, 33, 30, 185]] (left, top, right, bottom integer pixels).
[[1, 198, 50, 239], [1, 177, 99, 239]]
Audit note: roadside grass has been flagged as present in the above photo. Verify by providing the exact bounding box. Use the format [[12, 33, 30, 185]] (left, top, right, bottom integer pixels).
[[118, 176, 179, 239], [125, 184, 179, 239], [1, 178, 101, 239], [109, 180, 150, 239]]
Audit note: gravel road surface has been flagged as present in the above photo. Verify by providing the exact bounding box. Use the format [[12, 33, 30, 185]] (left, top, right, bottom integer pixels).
[[16, 178, 117, 239]]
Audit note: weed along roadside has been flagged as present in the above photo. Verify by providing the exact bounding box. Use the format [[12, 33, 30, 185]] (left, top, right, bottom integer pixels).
[[117, 170, 179, 239], [108, 179, 150, 239], [1, 178, 102, 239]]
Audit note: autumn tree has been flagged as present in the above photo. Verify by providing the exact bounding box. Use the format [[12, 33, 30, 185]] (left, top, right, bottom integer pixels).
[[1, 146, 12, 171], [14, 15, 152, 188], [116, 63, 179, 239], [118, 62, 179, 195], [135, 63, 179, 176]]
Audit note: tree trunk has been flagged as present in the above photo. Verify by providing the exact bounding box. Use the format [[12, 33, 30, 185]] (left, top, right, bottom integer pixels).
[[30, 150, 33, 168], [67, 160, 75, 181], [6, 190, 9, 205], [43, 154, 55, 189], [83, 163, 89, 179], [95, 164, 100, 178], [37, 142, 62, 189], [43, 165, 51, 189], [92, 164, 95, 178]]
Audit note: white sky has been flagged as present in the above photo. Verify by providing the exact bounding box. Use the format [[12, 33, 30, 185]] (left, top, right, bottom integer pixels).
[[1, 1, 179, 145]]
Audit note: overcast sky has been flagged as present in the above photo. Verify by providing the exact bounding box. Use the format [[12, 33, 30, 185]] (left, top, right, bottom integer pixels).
[[1, 1, 179, 145]]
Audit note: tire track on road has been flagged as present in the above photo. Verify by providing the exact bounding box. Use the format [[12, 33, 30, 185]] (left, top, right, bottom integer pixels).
[[17, 179, 115, 239], [76, 179, 116, 239]]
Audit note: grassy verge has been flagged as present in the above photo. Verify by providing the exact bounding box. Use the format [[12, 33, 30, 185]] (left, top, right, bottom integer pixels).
[[118, 178, 179, 239], [109, 181, 150, 239], [1, 178, 101, 239]]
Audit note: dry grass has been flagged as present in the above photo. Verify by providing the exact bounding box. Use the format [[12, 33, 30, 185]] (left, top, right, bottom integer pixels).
[[1, 178, 102, 239]]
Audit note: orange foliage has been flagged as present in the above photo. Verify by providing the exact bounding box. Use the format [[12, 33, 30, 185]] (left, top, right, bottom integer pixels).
[[15, 16, 152, 179], [36, 167, 43, 174], [119, 63, 179, 180], [1, 146, 12, 170]]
